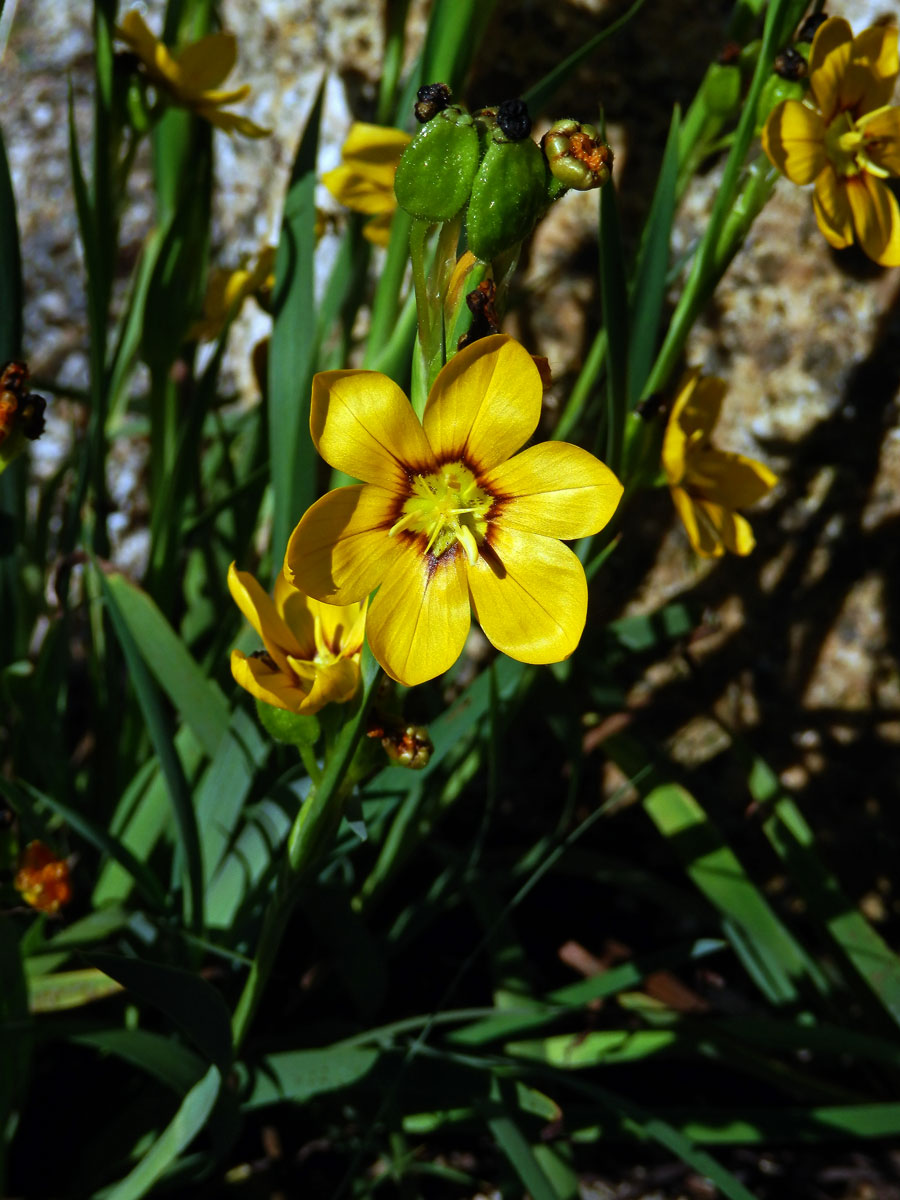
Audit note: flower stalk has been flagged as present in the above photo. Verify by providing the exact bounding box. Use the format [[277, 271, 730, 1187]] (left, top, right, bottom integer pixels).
[[231, 642, 381, 1051]]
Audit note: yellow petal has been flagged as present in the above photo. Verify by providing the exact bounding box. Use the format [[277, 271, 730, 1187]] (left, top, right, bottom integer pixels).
[[366, 542, 470, 686], [322, 164, 396, 215], [689, 449, 777, 509], [311, 595, 367, 658], [194, 106, 271, 138], [717, 506, 756, 556], [231, 648, 308, 711], [173, 31, 237, 92], [670, 488, 725, 558], [288, 657, 360, 710], [761, 100, 826, 185], [363, 213, 394, 246], [273, 570, 317, 656], [809, 17, 854, 122], [848, 24, 900, 114], [285, 485, 405, 604], [227, 563, 303, 672], [467, 526, 587, 664], [116, 11, 171, 75], [422, 335, 543, 473], [859, 105, 900, 174], [847, 173, 900, 266], [310, 370, 436, 488], [483, 442, 622, 539], [812, 167, 854, 248], [342, 123, 411, 173], [662, 372, 726, 487]]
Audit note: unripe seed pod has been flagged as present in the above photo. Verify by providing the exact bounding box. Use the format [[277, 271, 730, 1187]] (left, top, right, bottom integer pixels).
[[466, 130, 549, 261], [542, 119, 613, 192], [394, 104, 480, 222], [756, 72, 806, 128], [704, 60, 741, 116]]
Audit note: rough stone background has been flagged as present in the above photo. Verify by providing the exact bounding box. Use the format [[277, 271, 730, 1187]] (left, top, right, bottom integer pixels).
[[2, 1, 900, 1193]]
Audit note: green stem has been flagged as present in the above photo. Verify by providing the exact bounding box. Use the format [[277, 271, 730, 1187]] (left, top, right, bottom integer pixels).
[[365, 211, 412, 368], [553, 329, 607, 443], [641, 0, 791, 401], [409, 218, 433, 359], [231, 645, 382, 1051], [377, 0, 413, 126]]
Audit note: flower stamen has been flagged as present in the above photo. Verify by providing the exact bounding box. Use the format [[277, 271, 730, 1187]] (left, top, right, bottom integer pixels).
[[389, 461, 492, 565]]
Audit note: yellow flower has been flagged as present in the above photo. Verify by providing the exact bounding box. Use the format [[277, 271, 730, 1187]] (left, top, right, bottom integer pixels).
[[15, 842, 72, 915], [762, 17, 900, 265], [228, 564, 366, 713], [285, 335, 623, 687], [190, 246, 276, 342], [116, 10, 270, 138], [322, 123, 411, 247], [662, 370, 777, 558]]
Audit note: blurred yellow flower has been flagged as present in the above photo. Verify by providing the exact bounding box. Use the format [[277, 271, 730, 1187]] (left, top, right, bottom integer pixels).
[[762, 16, 900, 265], [228, 564, 366, 713], [285, 335, 622, 687], [190, 246, 276, 342], [322, 123, 411, 246], [116, 10, 270, 138], [14, 841, 72, 915], [663, 370, 777, 558]]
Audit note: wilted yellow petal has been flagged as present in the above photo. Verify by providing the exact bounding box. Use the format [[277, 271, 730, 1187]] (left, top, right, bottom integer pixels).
[[323, 164, 397, 216], [847, 173, 900, 265], [423, 335, 542, 473], [690, 449, 777, 510], [812, 167, 854, 248], [366, 542, 470, 686], [173, 31, 237, 92], [483, 441, 622, 540], [310, 370, 436, 489], [196, 106, 271, 138], [286, 484, 404, 605], [342, 123, 411, 173], [467, 526, 587, 664], [762, 100, 826, 185], [362, 213, 394, 246]]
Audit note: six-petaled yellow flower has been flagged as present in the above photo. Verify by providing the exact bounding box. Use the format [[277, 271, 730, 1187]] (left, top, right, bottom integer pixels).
[[116, 10, 270, 138], [285, 335, 623, 687], [228, 564, 366, 713], [663, 369, 777, 558], [190, 246, 276, 342], [762, 16, 900, 265], [323, 123, 411, 246]]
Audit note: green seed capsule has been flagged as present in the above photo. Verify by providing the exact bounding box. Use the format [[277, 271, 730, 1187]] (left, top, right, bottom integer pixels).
[[394, 105, 480, 223], [704, 60, 742, 117], [466, 132, 549, 261], [756, 73, 806, 128]]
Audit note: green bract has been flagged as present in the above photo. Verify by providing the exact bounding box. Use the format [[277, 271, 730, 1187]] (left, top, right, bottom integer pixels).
[[393, 105, 480, 222]]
